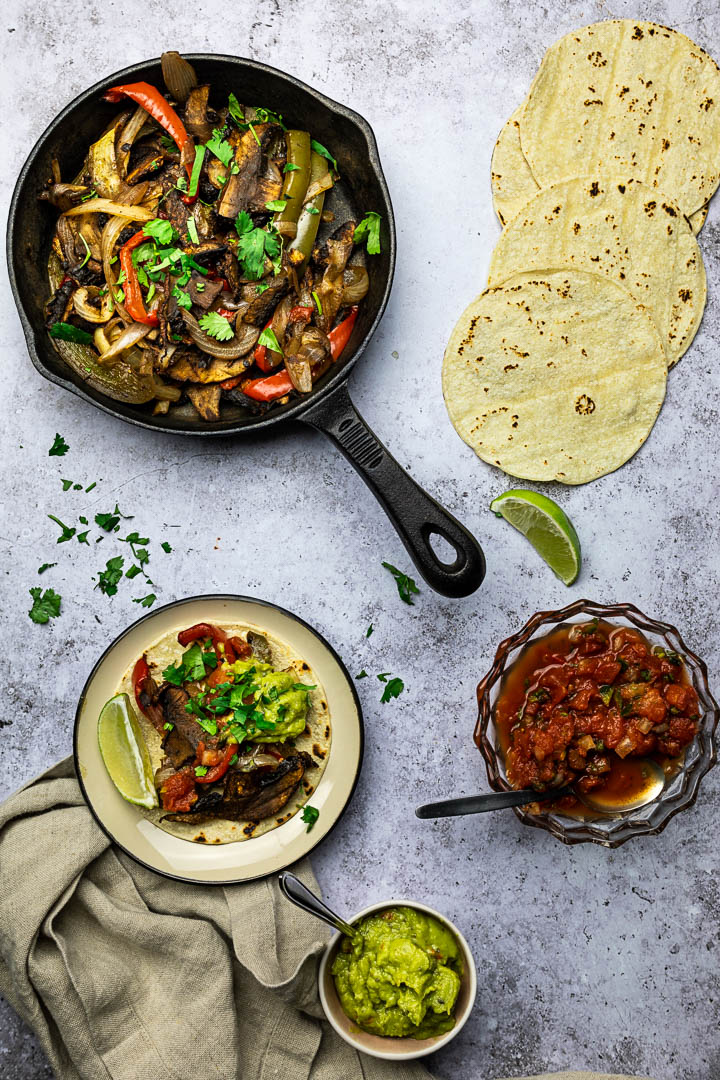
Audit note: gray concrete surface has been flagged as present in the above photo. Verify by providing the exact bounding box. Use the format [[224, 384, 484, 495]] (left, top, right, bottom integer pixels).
[[1, 1, 719, 1077]]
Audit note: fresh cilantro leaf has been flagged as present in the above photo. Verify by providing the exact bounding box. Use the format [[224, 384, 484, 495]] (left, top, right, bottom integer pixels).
[[312, 290, 322, 315], [163, 721, 174, 731], [234, 213, 281, 280], [366, 623, 374, 637], [206, 130, 236, 170], [265, 199, 287, 212], [95, 510, 119, 532], [228, 92, 245, 125], [77, 530, 90, 545], [125, 564, 142, 579], [133, 593, 156, 608], [28, 587, 61, 624], [198, 311, 235, 342], [380, 676, 404, 703], [310, 139, 337, 173], [306, 206, 320, 215], [37, 563, 56, 574], [194, 765, 209, 777], [123, 531, 149, 546], [161, 541, 172, 553], [354, 211, 382, 255], [301, 805, 319, 832], [85, 482, 97, 493], [235, 210, 253, 236], [256, 282, 270, 295], [49, 433, 69, 457], [96, 556, 125, 596], [229, 753, 238, 766], [61, 479, 73, 492], [79, 516, 88, 525], [187, 217, 199, 245], [187, 144, 206, 197], [172, 285, 192, 310], [143, 218, 177, 245], [356, 670, 368, 679], [49, 323, 93, 345], [283, 162, 300, 173], [255, 106, 286, 129], [382, 561, 420, 605], [258, 327, 283, 353], [159, 134, 176, 151], [48, 514, 75, 543]]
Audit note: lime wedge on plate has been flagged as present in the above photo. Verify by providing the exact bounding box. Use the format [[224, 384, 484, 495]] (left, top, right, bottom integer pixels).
[[490, 489, 581, 585], [97, 693, 158, 808]]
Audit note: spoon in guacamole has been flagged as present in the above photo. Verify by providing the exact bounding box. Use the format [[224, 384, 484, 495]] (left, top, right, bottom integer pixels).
[[278, 872, 357, 939]]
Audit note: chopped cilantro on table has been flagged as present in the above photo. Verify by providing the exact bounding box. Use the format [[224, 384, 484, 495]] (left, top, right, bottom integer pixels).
[[382, 561, 420, 605], [48, 514, 76, 543], [133, 593, 156, 608], [354, 211, 382, 255], [125, 564, 142, 579], [355, 670, 368, 680], [37, 563, 56, 574], [310, 139, 337, 173], [198, 311, 235, 341], [48, 433, 69, 457], [301, 805, 319, 832], [366, 623, 374, 637], [161, 541, 172, 554], [77, 530, 90, 545], [28, 587, 61, 624], [378, 673, 404, 703], [96, 556, 125, 596], [95, 504, 129, 533]]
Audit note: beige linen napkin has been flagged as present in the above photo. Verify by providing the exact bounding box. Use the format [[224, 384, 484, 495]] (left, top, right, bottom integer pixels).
[[0, 759, 654, 1080]]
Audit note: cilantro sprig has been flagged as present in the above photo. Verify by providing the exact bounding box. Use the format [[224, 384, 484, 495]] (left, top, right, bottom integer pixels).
[[354, 211, 382, 255], [49, 433, 69, 457], [234, 210, 281, 280], [199, 311, 235, 342], [28, 587, 61, 624], [382, 562, 420, 605]]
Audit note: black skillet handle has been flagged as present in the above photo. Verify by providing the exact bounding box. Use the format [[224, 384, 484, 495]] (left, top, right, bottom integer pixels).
[[301, 381, 486, 597]]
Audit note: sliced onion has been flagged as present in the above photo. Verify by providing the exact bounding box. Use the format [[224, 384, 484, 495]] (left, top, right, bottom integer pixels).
[[284, 355, 312, 393], [304, 170, 334, 203], [274, 219, 298, 239], [74, 287, 113, 323], [97, 322, 152, 364], [117, 105, 150, 176], [63, 199, 154, 221], [181, 310, 259, 360], [636, 717, 655, 735], [341, 265, 369, 304], [161, 51, 198, 103], [615, 735, 636, 759]]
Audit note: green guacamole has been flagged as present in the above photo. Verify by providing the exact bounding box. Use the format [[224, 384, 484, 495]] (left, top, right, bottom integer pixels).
[[331, 906, 462, 1039], [230, 659, 309, 742]]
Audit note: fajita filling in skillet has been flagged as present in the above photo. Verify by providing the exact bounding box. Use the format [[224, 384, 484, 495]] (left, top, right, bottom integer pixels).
[[119, 620, 331, 844], [41, 50, 378, 420]]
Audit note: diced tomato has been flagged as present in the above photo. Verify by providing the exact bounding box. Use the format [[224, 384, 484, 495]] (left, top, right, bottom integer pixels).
[[160, 768, 198, 812]]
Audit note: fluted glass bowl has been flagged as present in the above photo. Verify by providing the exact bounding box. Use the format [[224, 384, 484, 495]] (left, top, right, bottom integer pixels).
[[474, 599, 718, 847]]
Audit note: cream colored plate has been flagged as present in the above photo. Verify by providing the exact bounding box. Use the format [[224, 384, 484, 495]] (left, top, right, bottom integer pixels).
[[74, 595, 363, 884]]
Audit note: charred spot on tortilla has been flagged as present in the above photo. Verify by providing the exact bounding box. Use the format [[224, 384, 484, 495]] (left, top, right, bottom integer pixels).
[[575, 394, 596, 415]]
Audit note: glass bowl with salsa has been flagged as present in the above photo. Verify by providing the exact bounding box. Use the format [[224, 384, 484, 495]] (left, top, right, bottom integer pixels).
[[474, 599, 718, 847]]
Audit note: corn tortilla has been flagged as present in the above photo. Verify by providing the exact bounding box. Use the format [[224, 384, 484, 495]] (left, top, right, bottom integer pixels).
[[442, 270, 667, 485], [520, 20, 720, 218], [491, 105, 708, 235], [487, 176, 706, 367]]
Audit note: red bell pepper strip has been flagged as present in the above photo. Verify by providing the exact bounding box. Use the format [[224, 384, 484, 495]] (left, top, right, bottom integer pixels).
[[253, 317, 276, 373], [289, 305, 314, 323], [177, 623, 251, 662], [119, 230, 159, 326], [242, 370, 294, 402], [132, 655, 150, 715], [193, 742, 238, 784], [329, 305, 359, 361]]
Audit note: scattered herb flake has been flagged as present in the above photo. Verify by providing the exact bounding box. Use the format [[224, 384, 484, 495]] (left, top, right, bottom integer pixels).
[[28, 587, 61, 624], [257, 327, 283, 353], [96, 556, 125, 596], [356, 669, 368, 679], [283, 162, 300, 173], [143, 218, 177, 245], [37, 563, 56, 575], [61, 479, 73, 492], [382, 561, 420, 605], [161, 541, 172, 553], [380, 676, 404, 703], [133, 593, 156, 608], [310, 139, 337, 172], [354, 211, 382, 255], [48, 433, 69, 457], [48, 514, 76, 544], [125, 564, 142, 579], [265, 199, 288, 212], [301, 805, 320, 832], [49, 323, 93, 345], [366, 623, 374, 637], [85, 482, 97, 493]]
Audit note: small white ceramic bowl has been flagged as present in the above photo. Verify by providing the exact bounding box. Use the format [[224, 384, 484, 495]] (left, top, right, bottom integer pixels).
[[318, 899, 477, 1061]]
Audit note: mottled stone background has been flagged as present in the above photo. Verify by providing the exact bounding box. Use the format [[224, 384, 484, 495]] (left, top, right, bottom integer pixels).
[[1, 0, 719, 1077]]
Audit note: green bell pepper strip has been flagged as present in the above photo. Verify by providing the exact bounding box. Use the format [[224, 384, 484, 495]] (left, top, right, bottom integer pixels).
[[289, 150, 329, 265], [274, 130, 311, 229]]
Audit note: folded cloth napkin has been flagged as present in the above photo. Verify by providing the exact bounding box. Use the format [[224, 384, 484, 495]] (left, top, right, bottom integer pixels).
[[0, 759, 654, 1080]]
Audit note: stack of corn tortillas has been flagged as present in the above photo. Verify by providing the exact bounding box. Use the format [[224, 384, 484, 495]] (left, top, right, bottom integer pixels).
[[443, 20, 719, 485]]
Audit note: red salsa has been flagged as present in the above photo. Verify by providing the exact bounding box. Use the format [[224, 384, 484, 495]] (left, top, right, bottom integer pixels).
[[494, 620, 700, 811]]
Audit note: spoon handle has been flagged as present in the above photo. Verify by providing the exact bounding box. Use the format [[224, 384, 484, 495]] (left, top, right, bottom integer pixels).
[[416, 786, 573, 818], [278, 871, 357, 938]]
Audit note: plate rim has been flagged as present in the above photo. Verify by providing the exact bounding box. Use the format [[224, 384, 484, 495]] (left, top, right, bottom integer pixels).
[[73, 592, 364, 885]]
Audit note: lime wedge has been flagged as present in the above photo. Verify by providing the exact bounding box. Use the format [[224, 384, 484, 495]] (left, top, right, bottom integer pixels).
[[97, 693, 159, 809], [490, 489, 581, 586]]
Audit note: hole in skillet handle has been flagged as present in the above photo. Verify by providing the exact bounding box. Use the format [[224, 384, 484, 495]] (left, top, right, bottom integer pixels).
[[302, 382, 486, 598]]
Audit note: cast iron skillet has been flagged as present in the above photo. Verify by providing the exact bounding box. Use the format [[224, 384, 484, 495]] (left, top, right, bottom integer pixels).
[[8, 54, 486, 597]]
